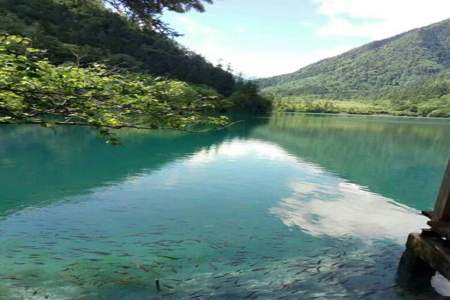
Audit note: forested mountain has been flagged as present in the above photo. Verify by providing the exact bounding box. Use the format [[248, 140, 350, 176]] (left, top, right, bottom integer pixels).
[[0, 0, 235, 95], [257, 18, 450, 100]]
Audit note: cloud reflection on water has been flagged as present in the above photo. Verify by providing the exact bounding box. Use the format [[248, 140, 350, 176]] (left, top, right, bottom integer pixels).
[[183, 138, 428, 244], [186, 138, 300, 166], [181, 138, 428, 245], [271, 180, 428, 243]]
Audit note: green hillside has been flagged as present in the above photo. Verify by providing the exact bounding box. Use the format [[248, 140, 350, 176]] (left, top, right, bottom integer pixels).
[[257, 18, 450, 105], [0, 0, 235, 95]]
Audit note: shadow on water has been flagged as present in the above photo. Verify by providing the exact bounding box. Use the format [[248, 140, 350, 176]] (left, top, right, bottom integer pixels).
[[251, 113, 450, 210], [0, 117, 268, 217]]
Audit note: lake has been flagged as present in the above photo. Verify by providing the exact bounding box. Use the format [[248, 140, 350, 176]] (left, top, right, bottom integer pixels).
[[1, 113, 450, 299]]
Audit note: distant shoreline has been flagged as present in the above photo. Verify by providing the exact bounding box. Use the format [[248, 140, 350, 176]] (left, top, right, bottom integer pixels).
[[277, 111, 450, 121]]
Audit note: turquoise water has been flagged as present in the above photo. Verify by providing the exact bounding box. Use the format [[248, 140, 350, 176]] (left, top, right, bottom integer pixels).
[[0, 114, 449, 299]]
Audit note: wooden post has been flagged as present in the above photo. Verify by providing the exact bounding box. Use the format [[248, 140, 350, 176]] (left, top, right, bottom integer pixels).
[[397, 235, 436, 288], [398, 160, 450, 289], [427, 160, 450, 238], [432, 160, 450, 222]]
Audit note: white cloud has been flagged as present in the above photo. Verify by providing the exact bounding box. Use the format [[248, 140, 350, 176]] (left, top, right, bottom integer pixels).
[[172, 16, 352, 78], [174, 16, 279, 77], [314, 0, 450, 39]]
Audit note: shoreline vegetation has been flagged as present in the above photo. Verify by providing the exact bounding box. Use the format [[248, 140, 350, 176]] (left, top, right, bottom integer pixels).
[[275, 111, 450, 120], [272, 98, 450, 118], [0, 34, 270, 134], [0, 35, 226, 131]]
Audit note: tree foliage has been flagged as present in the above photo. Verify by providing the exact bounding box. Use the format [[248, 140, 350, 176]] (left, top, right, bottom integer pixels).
[[0, 0, 234, 96], [228, 80, 273, 113], [0, 34, 229, 135], [0, 0, 272, 135], [104, 0, 213, 34]]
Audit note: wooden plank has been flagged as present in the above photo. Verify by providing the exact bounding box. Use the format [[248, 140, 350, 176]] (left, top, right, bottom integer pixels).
[[431, 160, 450, 223], [405, 233, 450, 281], [427, 221, 450, 240], [422, 210, 433, 219]]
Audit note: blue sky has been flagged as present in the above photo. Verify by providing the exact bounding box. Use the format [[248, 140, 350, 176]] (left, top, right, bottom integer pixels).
[[162, 0, 450, 78]]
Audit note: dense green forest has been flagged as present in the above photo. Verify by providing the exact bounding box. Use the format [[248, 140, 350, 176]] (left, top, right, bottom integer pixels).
[[257, 19, 450, 117], [0, 0, 235, 95], [0, 0, 271, 133]]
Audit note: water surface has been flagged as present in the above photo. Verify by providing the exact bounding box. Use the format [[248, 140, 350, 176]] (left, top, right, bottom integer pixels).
[[1, 114, 449, 299]]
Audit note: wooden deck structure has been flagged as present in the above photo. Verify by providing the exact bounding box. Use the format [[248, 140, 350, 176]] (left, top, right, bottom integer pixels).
[[398, 160, 450, 287]]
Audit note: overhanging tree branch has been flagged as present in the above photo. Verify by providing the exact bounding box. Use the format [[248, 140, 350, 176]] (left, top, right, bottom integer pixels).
[[103, 0, 213, 34]]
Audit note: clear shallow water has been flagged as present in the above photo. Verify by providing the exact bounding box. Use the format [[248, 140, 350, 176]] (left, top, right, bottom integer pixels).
[[0, 114, 449, 299]]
